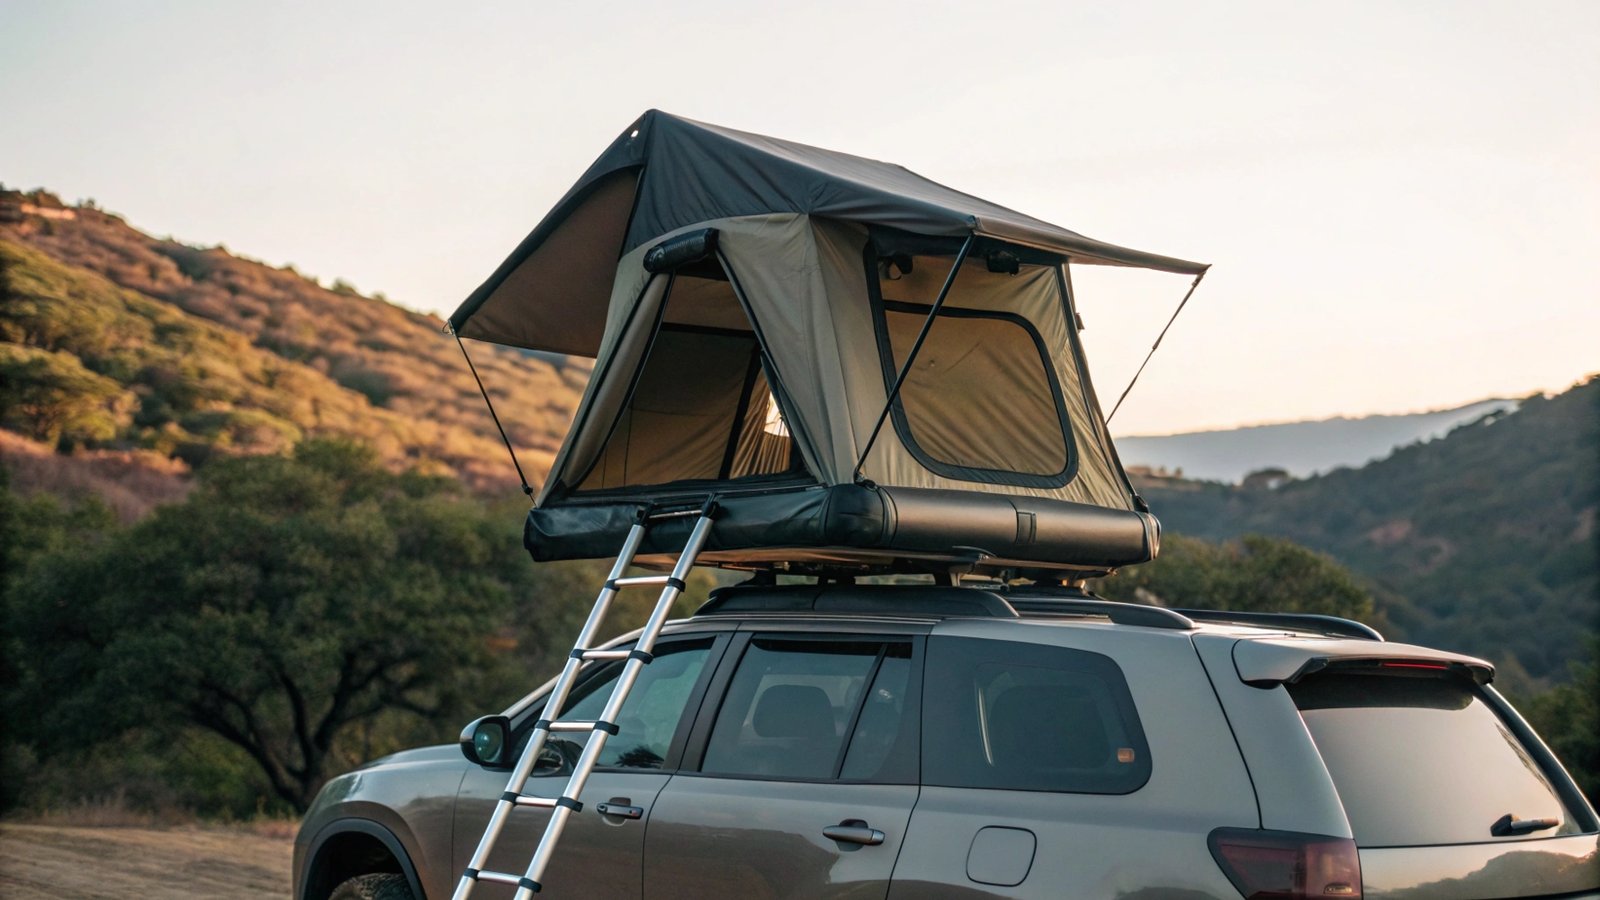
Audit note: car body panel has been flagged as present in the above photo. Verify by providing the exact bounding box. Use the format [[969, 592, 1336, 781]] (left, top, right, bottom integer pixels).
[[886, 620, 1255, 898], [1192, 633, 1352, 837], [1359, 834, 1600, 899], [644, 778, 917, 899], [294, 745, 467, 900], [888, 787, 1243, 899], [1230, 636, 1493, 685], [454, 766, 670, 898]]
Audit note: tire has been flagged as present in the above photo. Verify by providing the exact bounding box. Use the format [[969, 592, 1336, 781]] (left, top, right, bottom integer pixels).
[[328, 873, 415, 900]]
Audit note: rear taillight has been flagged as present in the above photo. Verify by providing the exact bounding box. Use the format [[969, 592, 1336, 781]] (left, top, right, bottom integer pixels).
[[1208, 828, 1362, 899]]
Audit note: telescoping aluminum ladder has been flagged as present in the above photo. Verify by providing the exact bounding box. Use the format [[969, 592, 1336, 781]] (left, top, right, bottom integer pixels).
[[453, 498, 720, 900]]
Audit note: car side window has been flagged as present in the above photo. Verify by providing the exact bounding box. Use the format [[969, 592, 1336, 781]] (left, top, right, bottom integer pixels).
[[700, 637, 917, 782], [922, 636, 1151, 794], [553, 639, 713, 770]]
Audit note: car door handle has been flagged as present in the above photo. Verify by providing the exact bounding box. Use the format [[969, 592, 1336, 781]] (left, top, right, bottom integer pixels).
[[596, 798, 643, 820], [823, 819, 884, 846]]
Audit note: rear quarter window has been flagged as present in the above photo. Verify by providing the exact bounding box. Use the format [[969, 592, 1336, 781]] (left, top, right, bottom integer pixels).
[[922, 636, 1151, 794], [1290, 670, 1581, 847]]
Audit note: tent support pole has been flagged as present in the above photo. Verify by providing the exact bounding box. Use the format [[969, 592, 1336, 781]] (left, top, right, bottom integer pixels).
[[1105, 269, 1207, 424], [453, 329, 535, 498], [852, 233, 975, 483]]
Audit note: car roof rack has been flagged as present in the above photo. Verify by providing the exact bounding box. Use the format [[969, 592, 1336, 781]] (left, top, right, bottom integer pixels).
[[695, 584, 1201, 631], [1171, 609, 1384, 642], [694, 585, 1019, 619], [1003, 595, 1195, 630]]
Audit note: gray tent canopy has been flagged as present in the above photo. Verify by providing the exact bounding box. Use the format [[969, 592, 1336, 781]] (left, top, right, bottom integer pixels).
[[450, 111, 1207, 578]]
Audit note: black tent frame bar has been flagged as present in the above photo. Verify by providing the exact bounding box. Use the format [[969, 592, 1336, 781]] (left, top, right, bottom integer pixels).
[[852, 233, 975, 483]]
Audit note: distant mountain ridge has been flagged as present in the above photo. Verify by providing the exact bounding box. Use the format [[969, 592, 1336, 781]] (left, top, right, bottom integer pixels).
[[1133, 378, 1599, 686], [1116, 398, 1520, 483]]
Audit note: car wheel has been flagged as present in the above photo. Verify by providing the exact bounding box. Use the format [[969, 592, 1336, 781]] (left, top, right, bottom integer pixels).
[[328, 873, 414, 900]]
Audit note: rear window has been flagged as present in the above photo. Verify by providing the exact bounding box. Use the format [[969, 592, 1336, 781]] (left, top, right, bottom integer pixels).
[[922, 636, 1150, 794], [1290, 671, 1579, 847]]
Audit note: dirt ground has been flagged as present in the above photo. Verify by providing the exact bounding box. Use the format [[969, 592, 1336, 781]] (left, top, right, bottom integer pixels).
[[0, 823, 294, 898]]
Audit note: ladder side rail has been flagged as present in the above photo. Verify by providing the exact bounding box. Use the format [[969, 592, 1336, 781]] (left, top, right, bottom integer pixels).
[[512, 510, 719, 899], [452, 517, 650, 900]]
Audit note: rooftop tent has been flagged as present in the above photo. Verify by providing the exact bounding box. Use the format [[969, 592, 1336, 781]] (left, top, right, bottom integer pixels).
[[449, 111, 1208, 578]]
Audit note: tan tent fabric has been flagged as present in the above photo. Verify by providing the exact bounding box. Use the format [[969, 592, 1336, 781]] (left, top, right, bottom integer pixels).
[[538, 215, 1136, 512], [444, 115, 1193, 571], [455, 170, 638, 355], [536, 262, 665, 504]]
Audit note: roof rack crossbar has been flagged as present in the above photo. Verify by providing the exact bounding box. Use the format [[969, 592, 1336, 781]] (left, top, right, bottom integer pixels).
[[1172, 609, 1383, 642]]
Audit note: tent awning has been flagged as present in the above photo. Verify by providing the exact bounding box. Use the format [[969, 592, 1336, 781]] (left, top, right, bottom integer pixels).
[[450, 110, 1208, 356]]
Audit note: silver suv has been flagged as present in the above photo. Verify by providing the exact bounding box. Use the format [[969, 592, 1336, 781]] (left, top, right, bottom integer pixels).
[[293, 586, 1600, 899]]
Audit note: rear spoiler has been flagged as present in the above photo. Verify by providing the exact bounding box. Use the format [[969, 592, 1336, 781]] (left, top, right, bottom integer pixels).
[[1234, 638, 1495, 686]]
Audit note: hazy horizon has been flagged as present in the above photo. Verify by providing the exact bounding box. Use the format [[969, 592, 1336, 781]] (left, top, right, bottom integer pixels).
[[4, 0, 1596, 435]]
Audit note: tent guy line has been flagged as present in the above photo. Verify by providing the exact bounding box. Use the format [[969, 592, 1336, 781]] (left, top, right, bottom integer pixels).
[[1106, 270, 1208, 425]]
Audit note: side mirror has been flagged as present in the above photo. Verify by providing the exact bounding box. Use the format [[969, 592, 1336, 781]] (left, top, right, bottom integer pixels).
[[459, 715, 512, 768]]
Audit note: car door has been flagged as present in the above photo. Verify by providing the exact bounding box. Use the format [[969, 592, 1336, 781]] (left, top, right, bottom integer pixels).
[[643, 627, 925, 900], [887, 624, 1257, 898], [455, 634, 726, 898]]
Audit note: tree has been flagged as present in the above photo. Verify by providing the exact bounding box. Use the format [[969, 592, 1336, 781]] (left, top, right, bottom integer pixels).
[[1521, 641, 1600, 806], [5, 440, 524, 812], [1094, 533, 1376, 621], [0, 344, 133, 448]]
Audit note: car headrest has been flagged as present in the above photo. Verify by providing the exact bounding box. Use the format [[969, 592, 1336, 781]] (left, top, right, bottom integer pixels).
[[752, 684, 835, 738]]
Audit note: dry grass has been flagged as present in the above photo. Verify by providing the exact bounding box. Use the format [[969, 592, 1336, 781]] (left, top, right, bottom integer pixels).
[[5, 789, 299, 837], [0, 429, 190, 521], [3, 198, 589, 495], [0, 823, 294, 899]]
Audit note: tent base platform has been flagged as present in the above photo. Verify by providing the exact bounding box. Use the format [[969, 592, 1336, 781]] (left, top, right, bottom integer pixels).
[[524, 483, 1158, 577]]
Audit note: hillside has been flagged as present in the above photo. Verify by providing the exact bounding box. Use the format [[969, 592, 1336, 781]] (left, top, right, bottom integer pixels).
[[1136, 378, 1599, 684], [1116, 398, 1518, 483], [0, 190, 586, 496], [3, 189, 1593, 689]]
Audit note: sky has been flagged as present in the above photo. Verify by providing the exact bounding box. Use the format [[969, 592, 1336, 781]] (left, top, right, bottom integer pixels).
[[4, 0, 1596, 436]]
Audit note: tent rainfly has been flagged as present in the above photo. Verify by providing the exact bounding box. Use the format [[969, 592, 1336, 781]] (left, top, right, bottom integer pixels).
[[449, 110, 1208, 579]]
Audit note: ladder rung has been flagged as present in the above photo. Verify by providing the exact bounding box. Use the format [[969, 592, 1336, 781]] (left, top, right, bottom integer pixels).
[[511, 795, 558, 809], [577, 649, 632, 661], [611, 575, 672, 587], [473, 871, 522, 886], [545, 720, 613, 734]]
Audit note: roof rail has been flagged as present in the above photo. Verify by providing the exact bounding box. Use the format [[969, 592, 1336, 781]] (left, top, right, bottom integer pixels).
[[694, 585, 1018, 619], [998, 584, 1195, 630], [1172, 609, 1384, 642], [1005, 596, 1195, 630]]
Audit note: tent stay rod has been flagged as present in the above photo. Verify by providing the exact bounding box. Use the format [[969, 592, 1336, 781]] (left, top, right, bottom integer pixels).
[[1105, 269, 1208, 424], [453, 328, 535, 498], [852, 233, 976, 483]]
